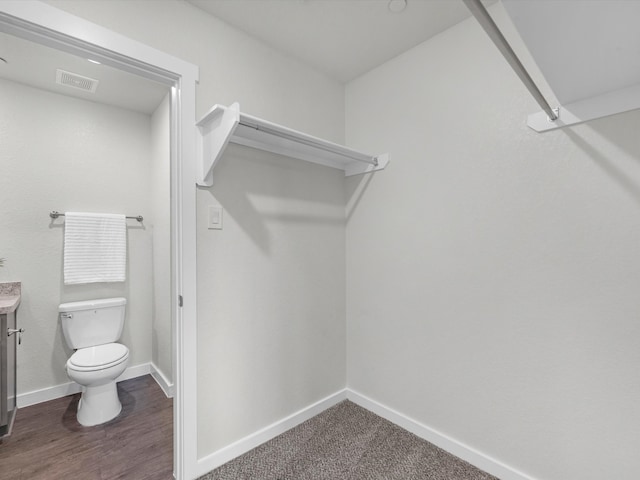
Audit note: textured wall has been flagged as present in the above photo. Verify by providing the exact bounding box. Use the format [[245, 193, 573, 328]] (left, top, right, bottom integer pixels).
[[345, 5, 640, 480], [0, 78, 155, 395]]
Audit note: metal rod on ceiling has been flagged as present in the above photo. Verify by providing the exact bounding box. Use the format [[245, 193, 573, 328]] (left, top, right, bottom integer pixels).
[[462, 0, 558, 121]]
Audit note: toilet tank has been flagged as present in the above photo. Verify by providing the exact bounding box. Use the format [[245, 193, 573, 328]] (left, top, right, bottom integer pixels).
[[59, 297, 126, 349]]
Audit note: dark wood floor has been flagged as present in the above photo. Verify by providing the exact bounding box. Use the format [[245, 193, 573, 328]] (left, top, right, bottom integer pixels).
[[0, 375, 173, 480]]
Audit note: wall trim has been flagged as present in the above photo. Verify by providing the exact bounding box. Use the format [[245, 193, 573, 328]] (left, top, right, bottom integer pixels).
[[150, 362, 174, 398], [195, 389, 348, 478], [346, 389, 538, 480], [195, 387, 537, 479], [18, 379, 81, 408], [17, 362, 154, 408]]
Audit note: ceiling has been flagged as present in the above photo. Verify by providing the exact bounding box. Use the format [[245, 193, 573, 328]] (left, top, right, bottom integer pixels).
[[188, 0, 495, 83], [0, 31, 169, 115], [0, 1, 495, 112]]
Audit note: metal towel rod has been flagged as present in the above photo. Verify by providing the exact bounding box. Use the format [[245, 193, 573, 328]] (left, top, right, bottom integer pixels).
[[49, 211, 143, 222]]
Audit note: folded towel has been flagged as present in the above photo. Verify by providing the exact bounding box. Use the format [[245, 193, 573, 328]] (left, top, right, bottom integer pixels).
[[63, 212, 127, 285]]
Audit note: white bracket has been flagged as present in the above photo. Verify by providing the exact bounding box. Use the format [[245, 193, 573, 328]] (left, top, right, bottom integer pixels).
[[344, 153, 390, 176], [196, 102, 240, 187]]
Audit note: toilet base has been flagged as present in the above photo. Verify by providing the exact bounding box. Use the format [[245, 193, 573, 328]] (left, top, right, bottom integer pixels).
[[76, 381, 122, 427]]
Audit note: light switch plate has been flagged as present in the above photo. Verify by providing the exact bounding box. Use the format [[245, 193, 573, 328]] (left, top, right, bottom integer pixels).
[[208, 205, 223, 230]]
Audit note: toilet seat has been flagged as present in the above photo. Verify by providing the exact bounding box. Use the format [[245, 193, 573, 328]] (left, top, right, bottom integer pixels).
[[68, 343, 129, 372]]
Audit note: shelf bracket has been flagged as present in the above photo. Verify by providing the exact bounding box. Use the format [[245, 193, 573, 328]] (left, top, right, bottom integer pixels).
[[344, 153, 389, 176], [196, 102, 240, 187]]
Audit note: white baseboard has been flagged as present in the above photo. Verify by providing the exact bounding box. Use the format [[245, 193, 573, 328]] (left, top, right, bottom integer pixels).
[[18, 362, 152, 408], [195, 389, 348, 478], [150, 362, 174, 398], [117, 362, 153, 382], [346, 389, 538, 480], [17, 381, 81, 408], [195, 388, 536, 480]]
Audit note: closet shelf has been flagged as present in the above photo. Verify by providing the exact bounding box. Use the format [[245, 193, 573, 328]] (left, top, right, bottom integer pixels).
[[500, 0, 640, 132], [196, 102, 389, 186]]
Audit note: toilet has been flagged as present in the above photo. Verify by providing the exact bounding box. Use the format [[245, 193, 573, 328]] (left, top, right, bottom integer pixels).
[[59, 297, 130, 427]]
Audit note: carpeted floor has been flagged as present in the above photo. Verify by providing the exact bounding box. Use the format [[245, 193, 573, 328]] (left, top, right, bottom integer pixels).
[[199, 400, 498, 480]]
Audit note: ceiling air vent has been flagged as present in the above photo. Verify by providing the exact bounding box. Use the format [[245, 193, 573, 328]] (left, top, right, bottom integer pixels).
[[55, 69, 99, 93]]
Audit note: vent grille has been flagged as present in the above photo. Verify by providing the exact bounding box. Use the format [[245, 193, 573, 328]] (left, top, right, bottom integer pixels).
[[55, 69, 99, 93]]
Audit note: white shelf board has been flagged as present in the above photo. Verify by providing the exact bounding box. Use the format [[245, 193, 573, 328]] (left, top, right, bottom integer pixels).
[[502, 0, 640, 132], [196, 102, 388, 186], [527, 83, 640, 132]]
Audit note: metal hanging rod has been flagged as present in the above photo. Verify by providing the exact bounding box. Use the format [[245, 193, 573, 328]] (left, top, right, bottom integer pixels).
[[237, 120, 379, 166], [50, 211, 143, 222], [462, 0, 558, 122]]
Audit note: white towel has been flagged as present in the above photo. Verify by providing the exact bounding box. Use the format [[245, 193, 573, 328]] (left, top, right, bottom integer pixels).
[[63, 212, 127, 285]]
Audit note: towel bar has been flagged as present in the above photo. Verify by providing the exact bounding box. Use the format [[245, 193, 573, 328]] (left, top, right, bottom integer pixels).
[[49, 211, 143, 222]]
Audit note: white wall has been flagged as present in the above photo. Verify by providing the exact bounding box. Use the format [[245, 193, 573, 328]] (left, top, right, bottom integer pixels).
[[345, 6, 640, 480], [0, 78, 155, 395], [150, 93, 172, 386], [44, 0, 347, 460], [197, 145, 346, 453]]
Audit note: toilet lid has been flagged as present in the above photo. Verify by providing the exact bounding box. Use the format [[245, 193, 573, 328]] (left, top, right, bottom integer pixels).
[[69, 343, 129, 369]]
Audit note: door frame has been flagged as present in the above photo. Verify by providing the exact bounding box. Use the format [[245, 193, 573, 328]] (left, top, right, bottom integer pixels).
[[0, 2, 199, 478]]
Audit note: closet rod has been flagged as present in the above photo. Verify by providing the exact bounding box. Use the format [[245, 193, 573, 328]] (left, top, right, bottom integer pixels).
[[462, 0, 558, 122], [49, 211, 144, 222], [238, 121, 379, 166]]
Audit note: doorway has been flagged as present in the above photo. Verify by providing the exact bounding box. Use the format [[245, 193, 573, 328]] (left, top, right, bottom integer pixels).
[[0, 3, 199, 479]]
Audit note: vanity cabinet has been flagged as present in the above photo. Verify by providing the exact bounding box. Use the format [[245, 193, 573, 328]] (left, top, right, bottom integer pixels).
[[0, 310, 17, 436], [0, 282, 20, 438]]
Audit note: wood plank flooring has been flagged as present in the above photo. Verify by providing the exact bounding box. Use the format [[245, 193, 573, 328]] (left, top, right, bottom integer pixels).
[[0, 375, 173, 480]]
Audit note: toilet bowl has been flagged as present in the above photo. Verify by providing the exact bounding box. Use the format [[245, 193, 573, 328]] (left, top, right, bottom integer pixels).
[[66, 342, 129, 426], [59, 298, 130, 427]]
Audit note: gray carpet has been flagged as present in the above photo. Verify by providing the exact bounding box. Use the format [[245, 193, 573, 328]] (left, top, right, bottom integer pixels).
[[198, 400, 498, 480]]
